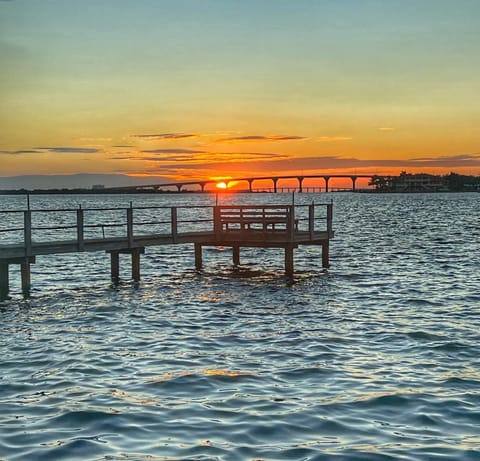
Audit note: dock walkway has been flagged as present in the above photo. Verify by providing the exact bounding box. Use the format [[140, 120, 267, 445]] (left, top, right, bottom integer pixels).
[[0, 202, 333, 299]]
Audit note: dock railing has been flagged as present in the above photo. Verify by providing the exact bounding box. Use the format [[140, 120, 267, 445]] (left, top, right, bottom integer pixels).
[[0, 201, 333, 298], [0, 204, 213, 250], [0, 202, 333, 251]]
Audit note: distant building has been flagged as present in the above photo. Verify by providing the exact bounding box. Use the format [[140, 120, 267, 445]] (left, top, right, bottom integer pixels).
[[391, 172, 448, 192]]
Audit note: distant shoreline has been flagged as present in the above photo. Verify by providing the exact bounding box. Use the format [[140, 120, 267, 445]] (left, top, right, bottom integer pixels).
[[0, 188, 477, 196], [0, 188, 206, 195]]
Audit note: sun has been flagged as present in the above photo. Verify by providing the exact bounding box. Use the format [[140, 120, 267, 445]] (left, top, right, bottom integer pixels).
[[216, 181, 228, 189]]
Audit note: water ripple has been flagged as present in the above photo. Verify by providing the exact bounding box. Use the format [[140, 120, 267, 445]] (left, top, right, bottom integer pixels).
[[1, 193, 479, 460]]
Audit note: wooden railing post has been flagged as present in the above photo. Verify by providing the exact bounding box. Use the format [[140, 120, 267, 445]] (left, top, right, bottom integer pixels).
[[287, 205, 295, 241], [327, 202, 333, 237], [214, 206, 221, 240], [285, 243, 294, 279], [24, 210, 32, 257], [240, 207, 244, 231], [77, 207, 84, 251], [127, 207, 134, 248], [309, 204, 314, 239], [171, 207, 178, 243]]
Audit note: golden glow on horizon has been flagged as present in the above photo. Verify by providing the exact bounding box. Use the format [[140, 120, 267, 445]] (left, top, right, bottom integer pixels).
[[1, 2, 480, 180]]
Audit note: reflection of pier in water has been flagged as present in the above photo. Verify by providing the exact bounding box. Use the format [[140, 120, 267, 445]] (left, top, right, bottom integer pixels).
[[0, 202, 333, 300], [114, 174, 377, 193]]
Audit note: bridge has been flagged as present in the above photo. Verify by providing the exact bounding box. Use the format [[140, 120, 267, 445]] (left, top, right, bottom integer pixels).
[[112, 174, 378, 193]]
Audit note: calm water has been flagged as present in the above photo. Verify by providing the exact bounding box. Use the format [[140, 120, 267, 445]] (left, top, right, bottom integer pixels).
[[1, 192, 479, 461]]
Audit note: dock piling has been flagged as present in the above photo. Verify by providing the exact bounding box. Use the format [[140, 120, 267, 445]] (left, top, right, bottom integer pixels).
[[110, 251, 120, 284], [285, 244, 295, 279], [0, 257, 35, 300], [0, 262, 9, 300], [194, 243, 203, 270], [322, 242, 330, 268], [109, 248, 144, 284], [232, 246, 240, 266], [20, 259, 32, 297], [132, 249, 141, 282]]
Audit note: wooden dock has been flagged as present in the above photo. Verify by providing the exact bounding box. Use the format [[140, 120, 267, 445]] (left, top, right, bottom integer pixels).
[[0, 202, 333, 300]]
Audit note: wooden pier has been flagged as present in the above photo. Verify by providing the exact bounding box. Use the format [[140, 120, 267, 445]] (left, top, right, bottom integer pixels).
[[0, 202, 333, 300]]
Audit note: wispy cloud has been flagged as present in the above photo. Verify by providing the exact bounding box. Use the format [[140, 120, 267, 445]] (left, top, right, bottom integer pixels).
[[1, 147, 100, 155], [132, 133, 200, 140], [409, 153, 480, 167], [141, 148, 206, 154], [142, 152, 287, 162], [117, 151, 287, 164], [316, 136, 352, 142], [131, 131, 350, 145], [109, 147, 480, 175], [212, 152, 286, 160], [378, 127, 396, 131], [34, 147, 100, 154], [214, 135, 307, 143], [0, 149, 40, 155], [77, 137, 112, 142], [249, 154, 480, 171], [144, 153, 480, 173]]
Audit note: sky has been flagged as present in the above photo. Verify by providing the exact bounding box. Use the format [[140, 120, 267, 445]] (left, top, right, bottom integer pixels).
[[1, 0, 480, 186]]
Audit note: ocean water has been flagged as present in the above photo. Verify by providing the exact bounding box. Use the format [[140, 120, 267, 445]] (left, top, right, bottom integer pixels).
[[0, 192, 479, 461]]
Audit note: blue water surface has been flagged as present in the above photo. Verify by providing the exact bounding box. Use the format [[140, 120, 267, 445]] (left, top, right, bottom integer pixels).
[[1, 192, 479, 460]]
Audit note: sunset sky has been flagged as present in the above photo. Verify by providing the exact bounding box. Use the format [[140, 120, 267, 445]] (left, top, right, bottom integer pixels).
[[1, 0, 480, 185]]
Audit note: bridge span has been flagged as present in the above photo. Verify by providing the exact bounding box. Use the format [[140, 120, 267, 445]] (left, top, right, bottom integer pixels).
[[115, 174, 377, 193]]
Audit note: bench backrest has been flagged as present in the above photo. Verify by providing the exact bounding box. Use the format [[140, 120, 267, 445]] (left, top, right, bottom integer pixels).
[[215, 205, 294, 233]]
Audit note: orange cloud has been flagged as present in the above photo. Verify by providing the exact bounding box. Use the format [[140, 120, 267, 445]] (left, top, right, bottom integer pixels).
[[213, 134, 307, 143], [316, 136, 352, 142], [0, 147, 101, 155], [135, 152, 480, 181], [120, 151, 288, 164], [131, 133, 201, 140]]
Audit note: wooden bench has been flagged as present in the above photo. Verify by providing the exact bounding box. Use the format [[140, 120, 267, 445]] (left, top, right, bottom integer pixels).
[[216, 206, 297, 232]]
